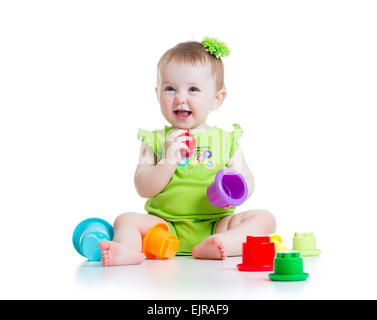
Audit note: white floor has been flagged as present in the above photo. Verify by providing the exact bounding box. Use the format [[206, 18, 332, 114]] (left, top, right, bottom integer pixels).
[[72, 250, 376, 300], [2, 233, 376, 300], [74, 255, 323, 300]]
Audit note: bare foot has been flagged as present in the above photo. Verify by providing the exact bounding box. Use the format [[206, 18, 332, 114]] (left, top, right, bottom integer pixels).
[[99, 241, 144, 266], [192, 236, 227, 260]]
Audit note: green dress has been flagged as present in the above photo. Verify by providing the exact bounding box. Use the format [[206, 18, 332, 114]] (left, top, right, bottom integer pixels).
[[137, 124, 243, 255]]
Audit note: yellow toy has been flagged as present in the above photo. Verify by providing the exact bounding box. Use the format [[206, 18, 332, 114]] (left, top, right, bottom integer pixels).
[[270, 234, 287, 254]]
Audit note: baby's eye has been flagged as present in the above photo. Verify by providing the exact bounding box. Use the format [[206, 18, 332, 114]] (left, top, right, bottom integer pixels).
[[164, 86, 175, 92], [189, 87, 200, 92]]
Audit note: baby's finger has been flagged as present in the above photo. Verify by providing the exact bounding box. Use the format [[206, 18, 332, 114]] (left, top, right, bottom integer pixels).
[[176, 142, 190, 153], [167, 129, 187, 141], [176, 135, 193, 144]]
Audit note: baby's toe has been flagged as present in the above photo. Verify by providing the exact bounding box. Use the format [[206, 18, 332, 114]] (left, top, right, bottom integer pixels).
[[99, 240, 111, 250], [102, 255, 109, 266]]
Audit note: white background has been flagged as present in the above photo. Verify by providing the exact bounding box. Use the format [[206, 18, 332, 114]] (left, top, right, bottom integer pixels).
[[0, 0, 376, 299]]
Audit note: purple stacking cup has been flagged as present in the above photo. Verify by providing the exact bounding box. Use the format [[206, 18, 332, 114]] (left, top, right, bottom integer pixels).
[[207, 168, 248, 207]]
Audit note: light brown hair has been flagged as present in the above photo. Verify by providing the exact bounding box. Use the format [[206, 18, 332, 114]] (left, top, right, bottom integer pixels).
[[157, 41, 225, 91]]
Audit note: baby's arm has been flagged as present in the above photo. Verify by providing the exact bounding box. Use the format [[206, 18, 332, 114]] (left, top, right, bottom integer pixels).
[[134, 129, 191, 198], [226, 147, 255, 199], [134, 143, 177, 198]]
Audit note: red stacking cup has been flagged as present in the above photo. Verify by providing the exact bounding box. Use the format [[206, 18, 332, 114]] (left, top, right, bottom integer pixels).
[[179, 132, 196, 158], [237, 236, 275, 271]]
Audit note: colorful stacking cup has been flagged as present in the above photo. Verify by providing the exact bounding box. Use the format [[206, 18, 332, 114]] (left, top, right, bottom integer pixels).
[[72, 218, 114, 261], [269, 251, 309, 281], [207, 168, 248, 208], [292, 232, 321, 257], [179, 132, 196, 158], [270, 234, 288, 254], [142, 223, 180, 259], [237, 236, 275, 271]]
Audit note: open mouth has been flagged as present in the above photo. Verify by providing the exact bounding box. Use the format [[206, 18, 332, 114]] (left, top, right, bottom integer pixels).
[[174, 110, 192, 120]]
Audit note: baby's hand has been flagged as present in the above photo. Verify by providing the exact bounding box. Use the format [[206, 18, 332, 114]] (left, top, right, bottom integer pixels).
[[164, 129, 193, 165]]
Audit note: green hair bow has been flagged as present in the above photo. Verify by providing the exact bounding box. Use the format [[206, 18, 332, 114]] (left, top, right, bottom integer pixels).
[[201, 37, 230, 59]]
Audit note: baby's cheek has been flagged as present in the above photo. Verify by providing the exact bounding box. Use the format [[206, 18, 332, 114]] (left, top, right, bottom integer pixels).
[[160, 96, 169, 106], [160, 99, 172, 113], [193, 104, 207, 118]]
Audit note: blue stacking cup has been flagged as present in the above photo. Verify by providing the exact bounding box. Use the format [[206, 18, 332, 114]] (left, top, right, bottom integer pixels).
[[72, 218, 114, 261]]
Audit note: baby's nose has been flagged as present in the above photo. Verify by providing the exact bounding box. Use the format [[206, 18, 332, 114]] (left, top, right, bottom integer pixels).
[[174, 92, 186, 105]]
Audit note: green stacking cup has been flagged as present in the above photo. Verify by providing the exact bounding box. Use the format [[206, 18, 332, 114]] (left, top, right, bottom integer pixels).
[[269, 251, 309, 281], [292, 232, 321, 257]]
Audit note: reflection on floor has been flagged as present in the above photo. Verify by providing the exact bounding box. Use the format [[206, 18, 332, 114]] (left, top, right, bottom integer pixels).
[[75, 255, 321, 299]]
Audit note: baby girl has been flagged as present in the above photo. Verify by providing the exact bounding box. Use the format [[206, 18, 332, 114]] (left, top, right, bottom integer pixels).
[[99, 38, 276, 266]]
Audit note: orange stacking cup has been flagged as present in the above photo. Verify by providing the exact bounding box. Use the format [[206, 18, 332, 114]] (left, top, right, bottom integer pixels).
[[142, 223, 180, 259]]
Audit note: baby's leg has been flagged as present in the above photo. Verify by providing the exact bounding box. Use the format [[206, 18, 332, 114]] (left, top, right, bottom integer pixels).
[[192, 210, 276, 259], [99, 212, 168, 266]]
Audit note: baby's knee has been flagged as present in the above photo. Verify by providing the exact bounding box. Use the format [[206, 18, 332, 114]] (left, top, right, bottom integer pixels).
[[113, 212, 142, 227], [258, 210, 276, 233]]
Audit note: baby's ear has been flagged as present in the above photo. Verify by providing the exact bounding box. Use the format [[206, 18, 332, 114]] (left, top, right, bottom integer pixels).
[[155, 87, 160, 102], [212, 89, 227, 111]]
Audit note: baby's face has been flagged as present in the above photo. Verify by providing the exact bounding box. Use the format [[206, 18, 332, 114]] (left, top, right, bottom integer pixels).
[[156, 62, 222, 130]]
